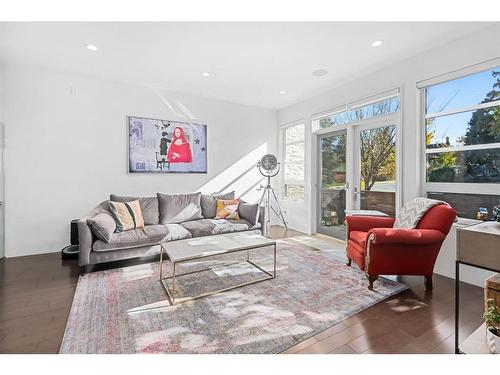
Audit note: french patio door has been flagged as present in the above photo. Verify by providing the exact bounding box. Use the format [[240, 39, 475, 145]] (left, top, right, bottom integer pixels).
[[317, 117, 398, 240], [352, 119, 398, 217], [317, 130, 348, 239]]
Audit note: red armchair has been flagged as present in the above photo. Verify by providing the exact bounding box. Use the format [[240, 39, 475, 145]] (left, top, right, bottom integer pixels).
[[345, 204, 456, 290]]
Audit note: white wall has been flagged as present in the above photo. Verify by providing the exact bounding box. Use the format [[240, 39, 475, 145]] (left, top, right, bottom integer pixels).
[[277, 24, 500, 286], [3, 65, 277, 257], [277, 23, 500, 235]]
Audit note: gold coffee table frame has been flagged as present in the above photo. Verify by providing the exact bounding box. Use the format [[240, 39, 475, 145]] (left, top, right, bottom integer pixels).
[[159, 235, 277, 305]]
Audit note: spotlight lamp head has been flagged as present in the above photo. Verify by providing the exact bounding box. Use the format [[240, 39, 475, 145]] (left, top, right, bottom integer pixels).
[[257, 154, 280, 177]]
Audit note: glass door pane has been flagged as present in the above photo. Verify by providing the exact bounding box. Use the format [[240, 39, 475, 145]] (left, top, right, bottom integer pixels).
[[358, 125, 397, 216], [318, 131, 347, 239]]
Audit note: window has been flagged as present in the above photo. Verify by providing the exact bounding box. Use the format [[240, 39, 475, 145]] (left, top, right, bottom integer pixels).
[[319, 96, 400, 129], [424, 66, 500, 183], [283, 123, 305, 200], [421, 62, 500, 218]]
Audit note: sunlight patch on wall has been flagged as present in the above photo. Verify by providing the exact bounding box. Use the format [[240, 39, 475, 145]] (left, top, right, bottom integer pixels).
[[197, 143, 268, 203]]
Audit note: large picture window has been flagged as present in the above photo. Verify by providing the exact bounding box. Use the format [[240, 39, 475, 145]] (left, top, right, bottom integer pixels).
[[424, 66, 500, 183], [282, 123, 305, 200]]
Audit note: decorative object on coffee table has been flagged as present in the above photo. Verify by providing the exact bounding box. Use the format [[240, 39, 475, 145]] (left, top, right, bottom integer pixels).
[[159, 232, 276, 305]]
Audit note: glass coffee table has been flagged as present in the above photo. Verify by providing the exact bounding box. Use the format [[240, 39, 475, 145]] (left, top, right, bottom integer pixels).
[[159, 232, 277, 305]]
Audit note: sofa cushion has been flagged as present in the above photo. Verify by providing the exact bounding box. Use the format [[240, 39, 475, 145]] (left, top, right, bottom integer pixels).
[[178, 219, 214, 238], [239, 202, 260, 225], [349, 230, 369, 249], [179, 218, 258, 237], [200, 191, 235, 218], [164, 224, 193, 241], [110, 194, 159, 225], [93, 225, 169, 252], [87, 212, 116, 243], [157, 192, 203, 224], [212, 218, 255, 235], [215, 199, 240, 220], [109, 200, 145, 232]]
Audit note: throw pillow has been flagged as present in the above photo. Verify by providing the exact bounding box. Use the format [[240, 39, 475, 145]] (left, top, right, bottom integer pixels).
[[393, 198, 448, 229], [87, 212, 116, 243], [215, 199, 240, 220], [110, 194, 159, 225], [200, 191, 235, 218], [109, 200, 145, 232], [239, 202, 260, 225], [157, 192, 203, 224]]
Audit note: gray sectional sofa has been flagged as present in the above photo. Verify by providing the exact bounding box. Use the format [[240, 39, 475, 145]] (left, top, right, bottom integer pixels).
[[78, 191, 265, 270]]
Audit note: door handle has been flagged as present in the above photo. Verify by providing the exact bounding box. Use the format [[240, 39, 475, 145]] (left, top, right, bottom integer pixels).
[[354, 187, 358, 201]]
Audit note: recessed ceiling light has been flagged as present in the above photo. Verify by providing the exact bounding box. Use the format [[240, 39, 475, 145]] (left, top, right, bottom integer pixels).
[[279, 90, 286, 95], [371, 40, 384, 47], [312, 69, 328, 77], [85, 44, 98, 51], [201, 72, 211, 77]]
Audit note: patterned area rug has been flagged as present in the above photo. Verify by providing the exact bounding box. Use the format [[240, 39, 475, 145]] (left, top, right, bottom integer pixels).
[[60, 240, 407, 353]]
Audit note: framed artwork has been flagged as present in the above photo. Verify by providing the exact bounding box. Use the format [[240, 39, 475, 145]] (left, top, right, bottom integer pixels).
[[128, 116, 207, 173]]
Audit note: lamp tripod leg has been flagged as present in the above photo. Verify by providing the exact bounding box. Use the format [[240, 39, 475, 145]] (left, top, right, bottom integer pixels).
[[270, 187, 287, 228], [258, 185, 270, 237]]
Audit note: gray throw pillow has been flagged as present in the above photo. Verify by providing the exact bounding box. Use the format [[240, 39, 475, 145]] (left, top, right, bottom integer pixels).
[[157, 192, 203, 224], [239, 202, 260, 225], [201, 191, 235, 218], [88, 212, 116, 243], [110, 194, 159, 225]]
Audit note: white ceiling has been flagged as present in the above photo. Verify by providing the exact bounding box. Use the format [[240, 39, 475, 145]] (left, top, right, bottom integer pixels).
[[0, 22, 494, 109]]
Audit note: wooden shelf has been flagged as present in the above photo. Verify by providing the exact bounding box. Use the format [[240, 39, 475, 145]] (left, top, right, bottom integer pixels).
[[460, 323, 491, 354]]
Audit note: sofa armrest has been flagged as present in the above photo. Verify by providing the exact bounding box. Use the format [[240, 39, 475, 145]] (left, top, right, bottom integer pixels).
[[345, 215, 395, 234], [368, 228, 445, 245], [78, 218, 94, 266]]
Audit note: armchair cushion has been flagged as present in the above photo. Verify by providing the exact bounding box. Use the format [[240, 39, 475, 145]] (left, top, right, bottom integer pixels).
[[368, 228, 446, 245]]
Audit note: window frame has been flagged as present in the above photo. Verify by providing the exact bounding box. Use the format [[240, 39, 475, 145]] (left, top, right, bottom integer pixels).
[[281, 122, 306, 201], [312, 88, 401, 134], [419, 58, 500, 197]]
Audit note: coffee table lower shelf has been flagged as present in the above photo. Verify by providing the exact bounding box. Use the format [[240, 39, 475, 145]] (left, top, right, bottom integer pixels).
[[159, 240, 277, 305]]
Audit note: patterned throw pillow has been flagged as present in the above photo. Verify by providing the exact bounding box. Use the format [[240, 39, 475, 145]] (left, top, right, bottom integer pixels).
[[215, 199, 240, 220], [109, 200, 145, 232]]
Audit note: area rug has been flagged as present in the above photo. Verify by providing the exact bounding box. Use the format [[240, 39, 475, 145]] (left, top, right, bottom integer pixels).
[[60, 240, 407, 353]]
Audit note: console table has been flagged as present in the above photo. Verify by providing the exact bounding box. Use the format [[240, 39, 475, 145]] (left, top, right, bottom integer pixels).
[[455, 221, 500, 354]]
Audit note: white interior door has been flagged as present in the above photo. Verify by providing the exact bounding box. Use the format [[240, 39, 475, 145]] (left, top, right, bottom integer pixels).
[[352, 117, 399, 216]]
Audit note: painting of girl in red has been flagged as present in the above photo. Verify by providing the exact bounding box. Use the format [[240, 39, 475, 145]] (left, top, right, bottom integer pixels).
[[167, 127, 193, 163]]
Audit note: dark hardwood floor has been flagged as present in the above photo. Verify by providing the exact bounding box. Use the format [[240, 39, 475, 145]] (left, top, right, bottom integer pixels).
[[0, 226, 484, 354]]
